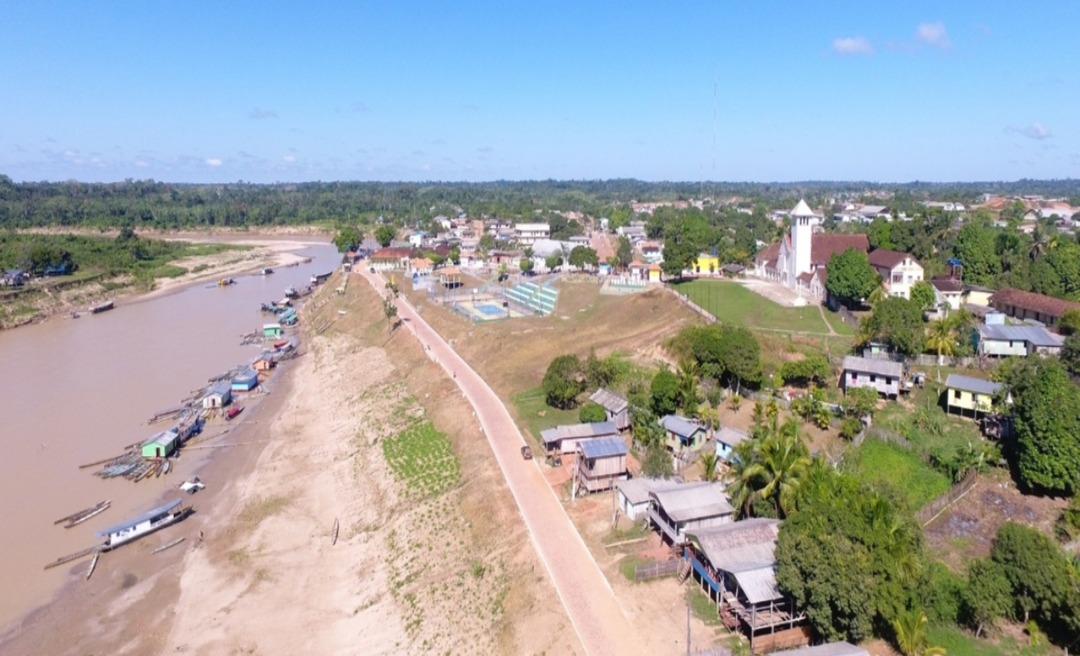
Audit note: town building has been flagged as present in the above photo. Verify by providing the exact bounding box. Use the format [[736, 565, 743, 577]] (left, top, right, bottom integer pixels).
[[753, 200, 869, 302], [369, 247, 413, 271], [202, 382, 232, 409], [943, 374, 1005, 417], [231, 367, 259, 392], [930, 277, 963, 311], [975, 324, 1065, 357], [575, 437, 629, 495], [141, 430, 179, 459], [840, 356, 903, 398], [715, 426, 750, 461], [513, 222, 550, 246], [539, 421, 619, 456], [589, 388, 630, 431], [648, 482, 734, 545], [616, 477, 686, 521], [867, 249, 923, 299], [694, 252, 720, 275], [989, 287, 1080, 328], [660, 415, 707, 453]]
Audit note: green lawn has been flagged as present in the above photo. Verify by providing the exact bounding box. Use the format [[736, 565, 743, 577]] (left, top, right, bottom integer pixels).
[[927, 624, 1053, 656], [512, 386, 581, 446], [381, 420, 461, 499], [672, 280, 829, 334], [848, 438, 951, 510]]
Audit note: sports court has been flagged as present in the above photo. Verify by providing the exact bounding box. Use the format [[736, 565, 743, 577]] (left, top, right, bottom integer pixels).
[[451, 298, 529, 321]]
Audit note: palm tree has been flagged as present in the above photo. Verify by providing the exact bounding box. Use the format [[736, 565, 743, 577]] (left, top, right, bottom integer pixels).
[[676, 360, 700, 416], [728, 419, 811, 518], [868, 283, 888, 307], [700, 451, 720, 483], [892, 610, 946, 656], [925, 318, 957, 368]]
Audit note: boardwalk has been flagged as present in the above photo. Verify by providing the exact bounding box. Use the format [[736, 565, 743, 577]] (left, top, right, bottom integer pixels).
[[358, 268, 642, 656]]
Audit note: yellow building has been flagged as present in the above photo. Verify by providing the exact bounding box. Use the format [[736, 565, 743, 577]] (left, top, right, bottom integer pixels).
[[944, 374, 1005, 417], [695, 253, 720, 275], [647, 264, 662, 283]]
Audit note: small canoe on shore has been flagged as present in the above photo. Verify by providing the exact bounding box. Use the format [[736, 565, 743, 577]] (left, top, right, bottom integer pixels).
[[65, 501, 112, 528], [89, 300, 114, 314], [55, 500, 110, 527]]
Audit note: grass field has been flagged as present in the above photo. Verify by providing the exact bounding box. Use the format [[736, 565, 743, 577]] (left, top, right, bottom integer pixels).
[[927, 624, 1053, 656], [512, 386, 581, 446], [382, 420, 462, 499], [671, 280, 830, 333], [848, 438, 951, 510]]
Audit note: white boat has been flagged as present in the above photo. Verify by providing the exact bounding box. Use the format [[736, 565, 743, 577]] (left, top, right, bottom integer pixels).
[[96, 499, 191, 551]]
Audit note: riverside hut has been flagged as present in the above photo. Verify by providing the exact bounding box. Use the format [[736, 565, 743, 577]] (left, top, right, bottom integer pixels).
[[141, 430, 179, 458], [231, 367, 259, 392], [263, 323, 284, 339], [202, 382, 232, 409]]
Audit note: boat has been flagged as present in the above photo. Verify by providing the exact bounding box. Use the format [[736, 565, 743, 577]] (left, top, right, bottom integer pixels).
[[272, 340, 289, 350], [96, 499, 191, 551], [218, 277, 236, 287], [261, 267, 274, 275], [225, 405, 244, 421], [65, 501, 112, 528], [89, 300, 114, 314], [85, 551, 99, 580], [55, 500, 110, 526], [284, 286, 298, 299], [310, 271, 332, 284]]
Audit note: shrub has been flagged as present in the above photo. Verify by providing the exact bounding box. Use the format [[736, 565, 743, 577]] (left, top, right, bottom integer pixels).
[[839, 417, 863, 441], [579, 401, 607, 423]]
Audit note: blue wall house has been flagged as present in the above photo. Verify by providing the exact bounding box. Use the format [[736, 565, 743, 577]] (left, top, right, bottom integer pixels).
[[231, 368, 259, 392], [715, 426, 750, 461]]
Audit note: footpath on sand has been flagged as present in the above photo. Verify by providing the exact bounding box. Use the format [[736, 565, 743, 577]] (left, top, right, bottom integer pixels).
[[358, 268, 642, 656]]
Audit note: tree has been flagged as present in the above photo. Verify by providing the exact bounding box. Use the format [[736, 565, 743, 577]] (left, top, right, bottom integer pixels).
[[962, 559, 1012, 638], [374, 225, 396, 247], [1059, 308, 1080, 336], [676, 360, 700, 415], [584, 350, 620, 389], [641, 442, 674, 478], [568, 245, 599, 270], [909, 281, 937, 313], [826, 248, 880, 305], [842, 386, 879, 420], [542, 355, 584, 409], [891, 610, 946, 656], [332, 225, 361, 253], [925, 318, 958, 366], [615, 236, 633, 268], [519, 247, 534, 274], [579, 401, 606, 423], [990, 522, 1075, 627], [953, 222, 1000, 286], [1061, 333, 1080, 377], [779, 355, 831, 387], [650, 368, 680, 417], [1008, 359, 1080, 494], [860, 297, 925, 355], [544, 254, 561, 271], [728, 419, 810, 518], [792, 388, 832, 430], [478, 233, 497, 254], [382, 297, 398, 333], [699, 451, 720, 483]]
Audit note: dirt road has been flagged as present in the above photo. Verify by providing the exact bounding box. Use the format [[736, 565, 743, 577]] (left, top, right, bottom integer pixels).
[[358, 267, 642, 656]]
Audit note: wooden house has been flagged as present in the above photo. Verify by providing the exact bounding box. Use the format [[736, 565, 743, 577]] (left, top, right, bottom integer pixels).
[[616, 477, 686, 521], [589, 388, 630, 431], [975, 324, 1064, 357], [660, 415, 707, 453], [685, 519, 807, 654], [771, 643, 868, 656], [253, 354, 275, 372], [944, 374, 1005, 417], [231, 368, 259, 392], [841, 356, 902, 398], [202, 382, 232, 409], [716, 426, 750, 461], [141, 430, 179, 458], [989, 287, 1080, 328], [540, 421, 619, 455], [648, 482, 734, 544], [172, 413, 203, 443], [263, 323, 284, 339], [575, 437, 629, 495]]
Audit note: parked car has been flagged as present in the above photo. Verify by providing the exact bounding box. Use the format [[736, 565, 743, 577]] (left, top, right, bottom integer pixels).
[[520, 445, 533, 460]]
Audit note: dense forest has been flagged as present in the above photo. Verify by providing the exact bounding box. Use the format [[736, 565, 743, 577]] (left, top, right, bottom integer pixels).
[[2, 175, 1080, 229]]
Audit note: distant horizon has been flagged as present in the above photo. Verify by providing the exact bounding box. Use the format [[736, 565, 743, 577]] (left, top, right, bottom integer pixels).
[[4, 3, 1079, 183]]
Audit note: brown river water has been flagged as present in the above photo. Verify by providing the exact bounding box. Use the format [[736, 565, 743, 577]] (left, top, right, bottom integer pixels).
[[0, 239, 338, 632]]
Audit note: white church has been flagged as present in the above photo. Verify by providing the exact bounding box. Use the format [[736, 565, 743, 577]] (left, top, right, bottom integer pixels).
[[753, 200, 869, 303]]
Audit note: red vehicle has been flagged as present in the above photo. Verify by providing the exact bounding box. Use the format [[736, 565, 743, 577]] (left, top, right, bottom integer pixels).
[[226, 405, 244, 421]]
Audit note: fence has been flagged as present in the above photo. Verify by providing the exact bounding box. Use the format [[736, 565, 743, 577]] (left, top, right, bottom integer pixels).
[[634, 558, 681, 581], [666, 287, 719, 323], [916, 471, 979, 526], [859, 349, 981, 369]]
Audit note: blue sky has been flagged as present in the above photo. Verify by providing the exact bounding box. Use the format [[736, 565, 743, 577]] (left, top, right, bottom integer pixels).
[[2, 1, 1078, 184]]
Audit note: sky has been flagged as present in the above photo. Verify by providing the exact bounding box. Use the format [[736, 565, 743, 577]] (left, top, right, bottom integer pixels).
[[2, 1, 1079, 184]]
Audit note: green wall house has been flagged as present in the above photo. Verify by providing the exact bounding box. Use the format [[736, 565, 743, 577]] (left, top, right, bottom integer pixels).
[[141, 430, 179, 459]]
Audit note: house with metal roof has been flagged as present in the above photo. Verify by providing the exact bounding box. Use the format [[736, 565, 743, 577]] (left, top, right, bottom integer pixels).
[[539, 421, 619, 455], [589, 388, 630, 430], [660, 414, 707, 453], [772, 642, 868, 656], [841, 356, 903, 398], [715, 426, 750, 461], [648, 482, 733, 544], [943, 374, 1006, 417], [231, 367, 259, 392], [684, 518, 806, 653], [574, 437, 628, 495], [615, 477, 686, 521], [975, 323, 1064, 357], [141, 429, 179, 459], [202, 381, 233, 409]]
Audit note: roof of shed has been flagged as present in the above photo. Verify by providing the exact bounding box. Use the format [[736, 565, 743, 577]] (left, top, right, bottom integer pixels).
[[578, 437, 628, 458], [716, 426, 750, 448], [616, 477, 688, 505], [991, 287, 1080, 318], [589, 388, 629, 414], [977, 324, 1064, 347], [687, 518, 781, 573], [539, 421, 619, 446], [841, 355, 903, 377], [650, 483, 733, 522], [659, 415, 705, 438]]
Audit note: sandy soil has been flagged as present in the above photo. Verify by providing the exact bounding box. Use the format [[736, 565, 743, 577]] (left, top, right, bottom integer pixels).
[[1, 271, 573, 655]]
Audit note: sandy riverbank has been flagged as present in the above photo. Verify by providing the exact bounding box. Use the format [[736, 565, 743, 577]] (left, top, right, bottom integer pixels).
[[0, 270, 574, 655]]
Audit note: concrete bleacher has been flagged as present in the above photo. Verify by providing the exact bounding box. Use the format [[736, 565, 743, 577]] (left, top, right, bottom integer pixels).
[[505, 281, 558, 315]]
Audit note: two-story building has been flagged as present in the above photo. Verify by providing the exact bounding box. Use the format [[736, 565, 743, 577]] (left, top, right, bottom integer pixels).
[[589, 388, 630, 431], [575, 437, 628, 495], [513, 223, 550, 246], [841, 356, 903, 398], [975, 324, 1064, 358], [540, 421, 619, 456], [867, 249, 923, 299], [647, 482, 733, 545]]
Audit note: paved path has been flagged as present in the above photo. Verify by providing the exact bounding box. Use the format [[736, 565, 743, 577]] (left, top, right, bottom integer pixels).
[[357, 268, 641, 656]]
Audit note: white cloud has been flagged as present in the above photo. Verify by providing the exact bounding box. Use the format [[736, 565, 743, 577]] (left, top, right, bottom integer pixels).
[[205, 157, 223, 167], [249, 107, 278, 120], [832, 36, 872, 55], [916, 21, 950, 49], [282, 154, 296, 163], [1005, 122, 1053, 140]]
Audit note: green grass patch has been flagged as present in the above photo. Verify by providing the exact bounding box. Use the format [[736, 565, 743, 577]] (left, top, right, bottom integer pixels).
[[926, 623, 1053, 656], [848, 438, 951, 510], [671, 280, 829, 333], [150, 264, 188, 278], [618, 555, 649, 582], [192, 263, 210, 274], [511, 386, 581, 446], [237, 495, 291, 527], [688, 587, 724, 626], [382, 420, 461, 499]]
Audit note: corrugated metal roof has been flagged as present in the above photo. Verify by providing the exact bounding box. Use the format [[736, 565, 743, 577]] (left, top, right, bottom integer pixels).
[[716, 426, 750, 448], [660, 415, 704, 438], [651, 483, 733, 522], [978, 324, 1064, 347], [732, 566, 781, 605], [945, 374, 1002, 396], [539, 421, 618, 446], [589, 388, 628, 414], [97, 499, 182, 538], [616, 477, 686, 505], [772, 642, 868, 656], [687, 518, 780, 572], [579, 437, 628, 458], [207, 381, 231, 397], [841, 356, 902, 378]]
